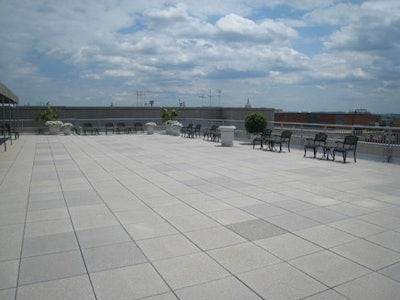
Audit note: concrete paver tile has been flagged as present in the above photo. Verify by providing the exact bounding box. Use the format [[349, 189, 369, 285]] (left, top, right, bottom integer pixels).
[[331, 239, 400, 271], [76, 225, 131, 248], [22, 231, 79, 257], [90, 263, 170, 300], [0, 288, 15, 300], [290, 250, 370, 287], [114, 208, 163, 225], [238, 262, 327, 300], [303, 289, 349, 300], [0, 224, 24, 260], [185, 226, 246, 250], [24, 219, 74, 238], [255, 233, 322, 261], [137, 234, 200, 261], [379, 262, 400, 282], [153, 252, 229, 290], [226, 219, 287, 241], [0, 259, 19, 289], [329, 218, 386, 237], [208, 242, 281, 274], [207, 208, 257, 225], [26, 207, 69, 223], [17, 275, 95, 300], [82, 241, 147, 272], [298, 207, 347, 224], [163, 213, 219, 232], [335, 273, 400, 300], [175, 276, 262, 300], [19, 250, 86, 285], [125, 220, 178, 240], [295, 225, 357, 248], [266, 213, 321, 231]]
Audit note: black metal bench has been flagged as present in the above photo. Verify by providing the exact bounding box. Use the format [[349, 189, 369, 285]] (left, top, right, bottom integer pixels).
[[333, 135, 359, 163], [83, 123, 99, 135], [105, 122, 114, 135], [304, 132, 328, 158], [268, 130, 292, 152], [252, 129, 272, 149]]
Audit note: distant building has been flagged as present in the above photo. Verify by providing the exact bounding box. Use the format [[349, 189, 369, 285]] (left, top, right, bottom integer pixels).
[[275, 111, 381, 126], [244, 98, 252, 108]]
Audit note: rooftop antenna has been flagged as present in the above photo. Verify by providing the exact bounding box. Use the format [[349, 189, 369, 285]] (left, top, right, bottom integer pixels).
[[217, 89, 222, 106], [136, 91, 150, 106], [136, 91, 141, 106], [199, 90, 206, 106], [208, 89, 213, 106]]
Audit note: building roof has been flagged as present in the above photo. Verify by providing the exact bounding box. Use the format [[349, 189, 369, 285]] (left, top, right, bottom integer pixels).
[[0, 82, 19, 104]]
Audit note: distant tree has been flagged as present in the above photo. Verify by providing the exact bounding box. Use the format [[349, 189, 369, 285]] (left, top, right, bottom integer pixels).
[[161, 108, 180, 123], [34, 105, 58, 121], [245, 112, 267, 134]]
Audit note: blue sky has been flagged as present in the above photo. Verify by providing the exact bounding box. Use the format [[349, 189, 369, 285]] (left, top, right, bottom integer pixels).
[[1, 0, 399, 113]]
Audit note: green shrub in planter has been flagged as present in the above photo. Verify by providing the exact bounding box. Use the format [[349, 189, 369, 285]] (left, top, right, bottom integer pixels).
[[34, 105, 58, 121], [161, 108, 180, 123], [245, 112, 267, 134]]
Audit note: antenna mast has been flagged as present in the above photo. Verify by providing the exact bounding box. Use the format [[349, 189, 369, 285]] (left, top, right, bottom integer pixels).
[[217, 89, 222, 106], [208, 89, 213, 106], [199, 90, 206, 106]]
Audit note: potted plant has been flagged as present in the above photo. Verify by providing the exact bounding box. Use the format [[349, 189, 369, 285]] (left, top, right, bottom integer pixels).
[[34, 105, 58, 122], [161, 108, 180, 134], [169, 120, 183, 136], [61, 123, 74, 135], [145, 122, 157, 134], [245, 112, 267, 137], [34, 105, 60, 134], [45, 120, 63, 135]]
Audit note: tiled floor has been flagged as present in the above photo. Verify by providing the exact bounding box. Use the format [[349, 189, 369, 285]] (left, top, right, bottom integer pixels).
[[1, 133, 400, 299]]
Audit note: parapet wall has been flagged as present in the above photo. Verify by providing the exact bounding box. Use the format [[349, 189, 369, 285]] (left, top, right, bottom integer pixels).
[[14, 106, 276, 129]]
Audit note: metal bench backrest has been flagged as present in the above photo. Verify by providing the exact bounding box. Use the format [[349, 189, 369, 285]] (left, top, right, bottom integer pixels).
[[262, 129, 272, 138], [343, 135, 358, 150], [315, 132, 328, 144], [281, 130, 292, 141]]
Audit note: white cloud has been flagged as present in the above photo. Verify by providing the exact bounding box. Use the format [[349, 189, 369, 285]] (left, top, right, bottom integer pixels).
[[0, 0, 399, 113], [215, 14, 298, 44]]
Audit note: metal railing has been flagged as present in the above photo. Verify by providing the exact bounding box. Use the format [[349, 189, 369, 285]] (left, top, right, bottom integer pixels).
[[12, 117, 400, 162], [267, 121, 399, 163], [269, 121, 400, 145]]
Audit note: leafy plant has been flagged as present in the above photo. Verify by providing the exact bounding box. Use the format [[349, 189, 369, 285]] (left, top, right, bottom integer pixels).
[[244, 112, 267, 134], [45, 121, 63, 127], [34, 106, 58, 121], [161, 108, 180, 123], [61, 122, 73, 129]]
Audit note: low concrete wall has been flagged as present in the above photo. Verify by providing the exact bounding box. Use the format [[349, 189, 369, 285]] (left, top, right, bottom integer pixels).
[[13, 106, 276, 130], [257, 134, 399, 162]]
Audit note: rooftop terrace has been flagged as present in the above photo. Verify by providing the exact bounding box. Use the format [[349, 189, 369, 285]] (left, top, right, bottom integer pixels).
[[1, 133, 400, 299]]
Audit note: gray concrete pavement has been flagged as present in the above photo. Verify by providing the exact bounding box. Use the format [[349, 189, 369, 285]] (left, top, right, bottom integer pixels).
[[1, 133, 400, 299]]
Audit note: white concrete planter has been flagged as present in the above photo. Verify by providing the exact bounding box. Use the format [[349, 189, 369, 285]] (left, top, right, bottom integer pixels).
[[219, 126, 236, 146], [165, 125, 173, 135], [63, 127, 72, 135], [48, 126, 61, 135], [146, 125, 155, 134], [171, 126, 181, 136]]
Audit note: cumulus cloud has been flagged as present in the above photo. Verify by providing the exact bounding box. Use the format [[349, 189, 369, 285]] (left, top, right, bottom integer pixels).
[[215, 14, 298, 44], [0, 0, 399, 113]]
